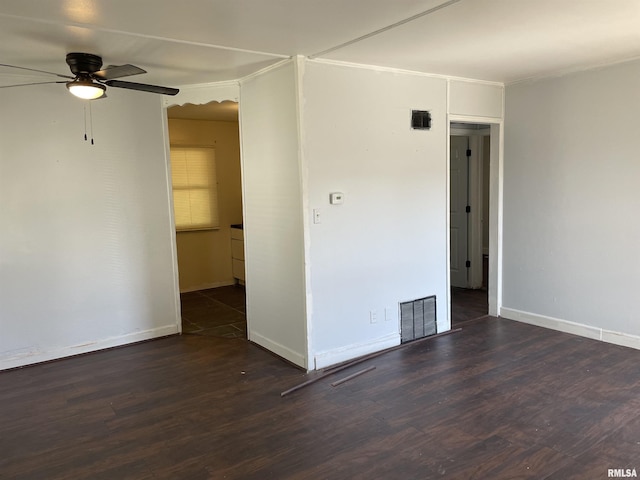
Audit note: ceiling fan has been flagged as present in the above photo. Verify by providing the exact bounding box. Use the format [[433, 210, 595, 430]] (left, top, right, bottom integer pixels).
[[0, 52, 179, 99]]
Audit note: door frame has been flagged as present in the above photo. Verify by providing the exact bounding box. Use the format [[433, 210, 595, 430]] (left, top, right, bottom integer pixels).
[[447, 115, 504, 325], [162, 82, 242, 335]]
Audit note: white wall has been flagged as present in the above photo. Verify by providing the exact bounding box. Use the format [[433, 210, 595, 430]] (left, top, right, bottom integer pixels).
[[450, 80, 503, 119], [302, 61, 448, 368], [0, 85, 180, 369], [503, 59, 640, 347], [239, 61, 308, 368]]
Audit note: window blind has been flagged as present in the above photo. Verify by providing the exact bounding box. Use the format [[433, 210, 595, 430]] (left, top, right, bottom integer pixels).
[[170, 146, 219, 231]]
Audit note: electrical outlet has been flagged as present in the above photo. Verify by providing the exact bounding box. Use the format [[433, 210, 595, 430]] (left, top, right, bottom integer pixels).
[[369, 310, 378, 324]]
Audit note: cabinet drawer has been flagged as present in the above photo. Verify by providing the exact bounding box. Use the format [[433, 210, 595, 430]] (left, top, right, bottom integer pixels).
[[232, 259, 245, 281], [231, 239, 244, 261], [230, 228, 244, 241]]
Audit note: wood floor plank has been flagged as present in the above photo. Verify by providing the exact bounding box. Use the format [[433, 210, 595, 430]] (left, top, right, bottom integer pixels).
[[1, 318, 639, 479]]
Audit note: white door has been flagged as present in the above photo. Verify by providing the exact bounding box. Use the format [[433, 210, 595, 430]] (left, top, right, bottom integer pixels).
[[450, 136, 469, 288]]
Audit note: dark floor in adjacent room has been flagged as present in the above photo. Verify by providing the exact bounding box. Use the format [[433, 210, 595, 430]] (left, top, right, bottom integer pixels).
[[451, 286, 488, 326], [1, 316, 639, 479], [180, 285, 247, 338]]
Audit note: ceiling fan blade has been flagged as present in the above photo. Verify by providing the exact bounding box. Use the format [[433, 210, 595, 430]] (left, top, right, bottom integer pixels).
[[105, 79, 179, 96], [94, 64, 146, 80], [0, 80, 67, 89], [0, 63, 74, 79]]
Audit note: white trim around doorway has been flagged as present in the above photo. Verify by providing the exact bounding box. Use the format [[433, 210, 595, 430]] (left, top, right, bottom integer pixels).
[[447, 115, 504, 321]]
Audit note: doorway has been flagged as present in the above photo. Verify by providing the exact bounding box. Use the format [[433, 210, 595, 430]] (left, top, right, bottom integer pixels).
[[166, 100, 247, 338], [449, 123, 491, 325]]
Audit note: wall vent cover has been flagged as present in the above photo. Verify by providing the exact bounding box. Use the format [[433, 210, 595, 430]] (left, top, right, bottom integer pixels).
[[411, 110, 431, 130], [400, 295, 437, 343]]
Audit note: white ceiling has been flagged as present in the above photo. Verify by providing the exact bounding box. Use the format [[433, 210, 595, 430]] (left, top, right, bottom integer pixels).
[[1, 0, 639, 93]]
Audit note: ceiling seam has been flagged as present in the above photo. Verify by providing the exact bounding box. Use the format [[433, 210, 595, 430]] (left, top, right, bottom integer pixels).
[[308, 0, 463, 59], [0, 12, 289, 59], [505, 52, 640, 87], [307, 57, 504, 87]]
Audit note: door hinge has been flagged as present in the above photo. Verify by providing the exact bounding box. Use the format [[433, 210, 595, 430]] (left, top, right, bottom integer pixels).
[[466, 260, 471, 268], [466, 149, 472, 157], [465, 205, 471, 213]]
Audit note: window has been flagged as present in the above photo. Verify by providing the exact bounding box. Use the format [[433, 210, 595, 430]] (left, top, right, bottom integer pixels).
[[170, 146, 219, 231]]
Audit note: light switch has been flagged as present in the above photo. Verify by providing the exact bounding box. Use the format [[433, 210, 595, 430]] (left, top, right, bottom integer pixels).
[[313, 208, 321, 224], [329, 192, 344, 205]]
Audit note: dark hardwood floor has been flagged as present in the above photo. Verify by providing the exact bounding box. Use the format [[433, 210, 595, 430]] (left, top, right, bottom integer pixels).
[[1, 317, 638, 479], [451, 287, 488, 326], [180, 285, 247, 338]]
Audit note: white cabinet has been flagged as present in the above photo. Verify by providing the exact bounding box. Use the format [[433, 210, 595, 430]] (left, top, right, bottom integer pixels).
[[230, 225, 245, 284]]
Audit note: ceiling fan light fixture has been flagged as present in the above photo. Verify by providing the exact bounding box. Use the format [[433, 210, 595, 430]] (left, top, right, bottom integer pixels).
[[66, 78, 105, 99]]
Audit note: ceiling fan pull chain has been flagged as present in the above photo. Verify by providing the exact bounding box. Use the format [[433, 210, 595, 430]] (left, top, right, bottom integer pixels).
[[89, 101, 95, 145], [83, 104, 88, 142]]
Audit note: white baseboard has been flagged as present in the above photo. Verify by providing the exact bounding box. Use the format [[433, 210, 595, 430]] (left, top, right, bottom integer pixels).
[[249, 330, 307, 369], [500, 307, 640, 351], [0, 324, 179, 371], [600, 329, 640, 350], [313, 333, 400, 370], [180, 280, 236, 293]]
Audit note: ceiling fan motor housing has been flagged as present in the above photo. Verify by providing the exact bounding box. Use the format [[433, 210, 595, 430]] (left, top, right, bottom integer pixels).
[[66, 52, 103, 75]]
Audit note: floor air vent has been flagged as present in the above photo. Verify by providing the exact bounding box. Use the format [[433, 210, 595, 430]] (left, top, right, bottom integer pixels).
[[400, 295, 437, 343]]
